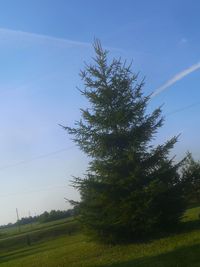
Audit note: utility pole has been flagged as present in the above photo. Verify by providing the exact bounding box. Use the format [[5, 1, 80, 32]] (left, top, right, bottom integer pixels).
[[29, 211, 33, 229], [16, 208, 21, 233]]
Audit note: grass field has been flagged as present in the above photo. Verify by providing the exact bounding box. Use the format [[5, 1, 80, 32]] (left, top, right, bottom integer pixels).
[[0, 207, 200, 266], [0, 217, 74, 238]]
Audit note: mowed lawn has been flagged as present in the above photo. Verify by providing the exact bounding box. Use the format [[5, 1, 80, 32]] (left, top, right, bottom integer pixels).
[[0, 207, 200, 267]]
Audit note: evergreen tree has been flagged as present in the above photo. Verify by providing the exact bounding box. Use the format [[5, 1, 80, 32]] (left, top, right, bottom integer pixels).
[[182, 153, 200, 206], [63, 41, 185, 242]]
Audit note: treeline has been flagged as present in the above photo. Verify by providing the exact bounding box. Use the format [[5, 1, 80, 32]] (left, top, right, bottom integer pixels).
[[0, 208, 75, 229], [38, 209, 74, 223]]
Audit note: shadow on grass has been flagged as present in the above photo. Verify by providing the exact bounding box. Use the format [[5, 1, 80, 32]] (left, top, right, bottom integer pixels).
[[100, 243, 200, 267], [122, 218, 200, 245], [0, 242, 59, 264], [1, 219, 200, 265], [70, 219, 200, 247], [0, 233, 83, 264], [98, 219, 200, 267], [181, 219, 200, 233]]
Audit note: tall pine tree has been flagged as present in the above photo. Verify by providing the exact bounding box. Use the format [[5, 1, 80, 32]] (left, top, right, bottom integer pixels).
[[63, 41, 185, 242]]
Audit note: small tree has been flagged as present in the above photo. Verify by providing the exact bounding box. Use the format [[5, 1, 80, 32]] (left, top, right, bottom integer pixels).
[[63, 41, 185, 242], [182, 153, 200, 206]]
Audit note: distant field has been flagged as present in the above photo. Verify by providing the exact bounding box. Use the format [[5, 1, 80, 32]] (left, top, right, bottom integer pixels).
[[0, 217, 74, 238], [0, 208, 200, 266]]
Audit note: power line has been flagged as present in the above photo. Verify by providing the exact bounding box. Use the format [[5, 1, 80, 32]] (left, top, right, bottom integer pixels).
[[0, 102, 199, 198], [0, 145, 75, 171], [0, 185, 67, 198], [166, 101, 200, 117], [0, 101, 199, 172]]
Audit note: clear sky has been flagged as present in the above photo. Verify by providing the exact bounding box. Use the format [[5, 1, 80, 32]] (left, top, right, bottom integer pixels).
[[0, 0, 199, 224]]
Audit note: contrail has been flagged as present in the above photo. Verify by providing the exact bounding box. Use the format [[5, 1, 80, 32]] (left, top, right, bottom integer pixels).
[[0, 27, 123, 52], [152, 62, 200, 97], [0, 27, 91, 48]]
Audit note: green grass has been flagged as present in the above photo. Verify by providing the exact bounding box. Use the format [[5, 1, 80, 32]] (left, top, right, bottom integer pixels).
[[0, 217, 74, 238], [183, 206, 200, 222], [0, 209, 200, 266]]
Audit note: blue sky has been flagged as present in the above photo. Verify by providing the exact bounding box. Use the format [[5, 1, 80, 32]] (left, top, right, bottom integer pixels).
[[0, 0, 199, 224]]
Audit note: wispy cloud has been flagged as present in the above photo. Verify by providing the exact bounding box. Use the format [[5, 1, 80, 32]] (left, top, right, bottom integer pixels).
[[152, 62, 200, 97], [0, 27, 124, 54], [0, 27, 91, 48]]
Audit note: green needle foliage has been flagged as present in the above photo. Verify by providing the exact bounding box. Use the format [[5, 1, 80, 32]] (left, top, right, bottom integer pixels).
[[182, 153, 200, 206], [63, 40, 185, 242]]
